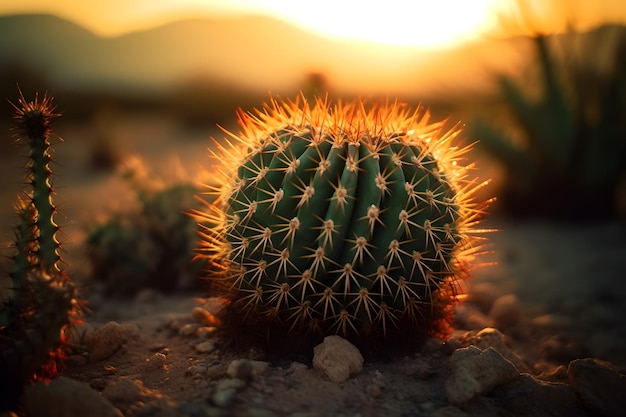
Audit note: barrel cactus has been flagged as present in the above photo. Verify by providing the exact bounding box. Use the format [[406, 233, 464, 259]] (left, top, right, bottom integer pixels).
[[198, 96, 488, 350]]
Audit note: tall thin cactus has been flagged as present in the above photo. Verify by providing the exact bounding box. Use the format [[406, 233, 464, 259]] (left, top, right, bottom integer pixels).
[[0, 90, 79, 410]]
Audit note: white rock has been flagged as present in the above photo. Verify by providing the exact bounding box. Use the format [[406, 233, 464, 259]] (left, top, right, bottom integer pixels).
[[446, 346, 519, 405], [312, 335, 364, 383]]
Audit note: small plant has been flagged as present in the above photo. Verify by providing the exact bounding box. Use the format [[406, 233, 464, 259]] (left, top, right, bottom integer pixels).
[[197, 95, 488, 352], [0, 91, 79, 409], [86, 157, 204, 296], [472, 25, 626, 219]]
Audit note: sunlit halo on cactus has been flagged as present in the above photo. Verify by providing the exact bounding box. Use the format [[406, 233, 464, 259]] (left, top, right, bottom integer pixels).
[[197, 95, 490, 348]]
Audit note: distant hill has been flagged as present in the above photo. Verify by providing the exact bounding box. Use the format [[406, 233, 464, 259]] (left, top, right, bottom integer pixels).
[[0, 13, 532, 99]]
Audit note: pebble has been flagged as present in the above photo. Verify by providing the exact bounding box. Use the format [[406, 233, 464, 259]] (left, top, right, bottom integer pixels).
[[212, 379, 246, 407], [195, 340, 216, 353], [197, 326, 217, 338], [366, 383, 383, 398], [86, 321, 130, 361], [102, 378, 144, 404], [567, 358, 626, 417], [145, 352, 167, 370], [446, 346, 519, 405], [24, 377, 123, 417], [227, 359, 269, 382], [312, 335, 364, 383], [179, 323, 201, 337], [488, 294, 522, 328], [192, 306, 220, 326]]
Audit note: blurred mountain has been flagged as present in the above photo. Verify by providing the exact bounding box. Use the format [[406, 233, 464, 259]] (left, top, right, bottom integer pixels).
[[0, 13, 528, 100]]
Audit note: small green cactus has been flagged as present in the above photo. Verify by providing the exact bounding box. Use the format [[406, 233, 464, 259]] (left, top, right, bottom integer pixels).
[[473, 26, 626, 219], [1, 90, 79, 410], [86, 157, 204, 296], [198, 96, 488, 350]]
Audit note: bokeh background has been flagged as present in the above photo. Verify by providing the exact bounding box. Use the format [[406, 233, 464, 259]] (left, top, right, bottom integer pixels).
[[2, 0, 625, 221]]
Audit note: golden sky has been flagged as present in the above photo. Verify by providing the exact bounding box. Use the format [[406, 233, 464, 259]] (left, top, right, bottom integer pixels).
[[2, 0, 626, 49]]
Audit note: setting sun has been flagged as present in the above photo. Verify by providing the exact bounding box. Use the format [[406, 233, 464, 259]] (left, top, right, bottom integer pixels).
[[0, 0, 501, 49], [220, 0, 502, 48]]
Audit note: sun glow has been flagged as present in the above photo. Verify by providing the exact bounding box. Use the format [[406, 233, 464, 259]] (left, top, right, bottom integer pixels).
[[0, 0, 502, 49], [247, 0, 502, 48]]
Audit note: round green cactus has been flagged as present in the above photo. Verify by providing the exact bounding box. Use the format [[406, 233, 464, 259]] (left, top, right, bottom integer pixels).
[[199, 96, 488, 346]]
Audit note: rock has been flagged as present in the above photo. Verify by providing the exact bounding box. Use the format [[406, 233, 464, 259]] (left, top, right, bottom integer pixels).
[[212, 388, 237, 408], [568, 358, 626, 417], [488, 294, 522, 327], [179, 323, 201, 337], [446, 346, 519, 405], [463, 328, 531, 373], [24, 377, 123, 417], [487, 374, 581, 417], [86, 321, 129, 361], [227, 359, 269, 382], [102, 378, 144, 404], [312, 335, 364, 383], [212, 379, 246, 407], [145, 352, 167, 371], [195, 340, 216, 353], [192, 306, 220, 326]]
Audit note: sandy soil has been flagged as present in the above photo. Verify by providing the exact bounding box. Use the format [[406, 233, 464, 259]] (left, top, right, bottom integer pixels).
[[3, 114, 626, 416]]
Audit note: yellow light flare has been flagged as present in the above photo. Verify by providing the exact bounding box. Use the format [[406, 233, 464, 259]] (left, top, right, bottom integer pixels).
[[3, 0, 625, 49], [1, 0, 500, 49], [245, 0, 502, 48]]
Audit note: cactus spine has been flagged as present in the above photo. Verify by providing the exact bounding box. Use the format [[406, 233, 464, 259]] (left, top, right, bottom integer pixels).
[[198, 95, 488, 348], [1, 91, 78, 409]]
